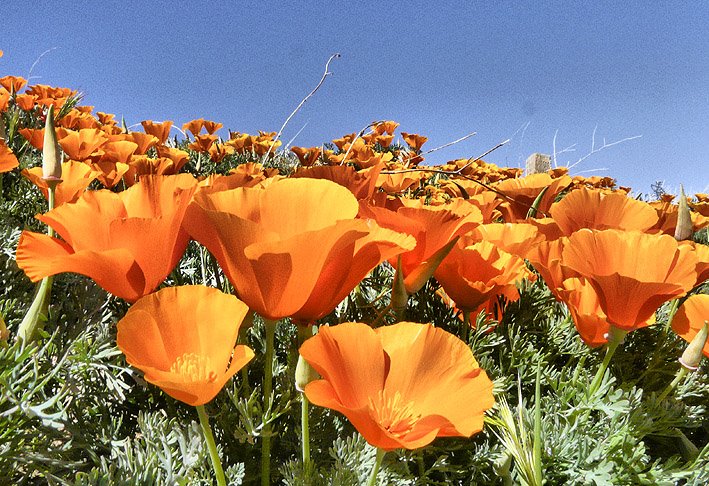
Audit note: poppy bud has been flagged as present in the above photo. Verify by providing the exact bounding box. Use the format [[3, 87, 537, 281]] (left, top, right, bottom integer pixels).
[[295, 354, 320, 392], [391, 255, 409, 315], [674, 185, 692, 241], [0, 117, 6, 142], [42, 105, 62, 185], [679, 322, 708, 371]]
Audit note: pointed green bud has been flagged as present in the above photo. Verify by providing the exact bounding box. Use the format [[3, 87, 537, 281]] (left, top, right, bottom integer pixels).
[[674, 184, 692, 241], [403, 236, 459, 295], [42, 105, 62, 186], [679, 322, 708, 371], [0, 116, 6, 142], [390, 255, 409, 315]]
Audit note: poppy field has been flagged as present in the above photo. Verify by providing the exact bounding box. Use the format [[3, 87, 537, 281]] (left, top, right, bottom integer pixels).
[[1, 49, 709, 485]]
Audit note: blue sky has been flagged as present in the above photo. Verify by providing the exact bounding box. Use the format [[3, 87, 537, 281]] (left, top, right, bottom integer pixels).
[[1, 1, 707, 194]]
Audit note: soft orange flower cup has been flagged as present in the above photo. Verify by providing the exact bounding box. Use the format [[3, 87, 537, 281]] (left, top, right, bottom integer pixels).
[[116, 285, 254, 406]]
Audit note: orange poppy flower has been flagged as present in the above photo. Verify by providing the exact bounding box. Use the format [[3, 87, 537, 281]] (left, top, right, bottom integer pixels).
[[400, 132, 428, 152], [116, 285, 254, 406], [90, 160, 130, 188], [290, 146, 322, 167], [58, 128, 109, 161], [0, 75, 27, 93], [650, 200, 709, 235], [549, 187, 658, 235], [118, 132, 159, 155], [21, 161, 100, 205], [15, 93, 36, 111], [560, 229, 698, 331], [182, 118, 206, 137], [183, 178, 415, 322], [202, 120, 222, 135], [0, 140, 18, 173], [468, 222, 544, 259], [19, 127, 46, 150], [494, 173, 572, 222], [100, 140, 139, 165], [359, 199, 482, 293], [0, 88, 10, 112], [527, 238, 571, 300], [300, 321, 494, 450], [558, 277, 656, 348], [188, 134, 217, 153], [155, 146, 189, 171], [292, 164, 382, 200], [141, 120, 173, 144], [434, 239, 532, 315], [16, 174, 197, 302], [671, 294, 709, 360]]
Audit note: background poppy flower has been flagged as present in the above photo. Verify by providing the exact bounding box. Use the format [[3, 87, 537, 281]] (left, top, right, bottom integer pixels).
[[435, 239, 532, 315], [300, 321, 494, 450], [561, 229, 698, 330], [22, 161, 100, 205], [16, 174, 197, 302], [184, 178, 415, 322], [549, 187, 659, 235], [116, 285, 254, 406], [671, 294, 709, 360]]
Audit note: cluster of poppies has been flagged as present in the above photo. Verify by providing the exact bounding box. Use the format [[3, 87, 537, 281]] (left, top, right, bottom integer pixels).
[[2, 59, 709, 483]]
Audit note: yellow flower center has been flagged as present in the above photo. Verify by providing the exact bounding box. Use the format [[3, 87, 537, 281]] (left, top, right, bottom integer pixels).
[[368, 390, 421, 438], [169, 353, 218, 383]]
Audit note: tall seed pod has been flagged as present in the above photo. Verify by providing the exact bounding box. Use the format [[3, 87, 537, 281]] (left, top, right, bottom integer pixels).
[[674, 184, 692, 241], [42, 104, 63, 186]]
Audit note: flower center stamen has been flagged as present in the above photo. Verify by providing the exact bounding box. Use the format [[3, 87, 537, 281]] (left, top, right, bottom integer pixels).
[[368, 390, 421, 438], [169, 353, 218, 382]]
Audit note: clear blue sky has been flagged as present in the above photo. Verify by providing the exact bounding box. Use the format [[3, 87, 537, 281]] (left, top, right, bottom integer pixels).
[[1, 1, 707, 194]]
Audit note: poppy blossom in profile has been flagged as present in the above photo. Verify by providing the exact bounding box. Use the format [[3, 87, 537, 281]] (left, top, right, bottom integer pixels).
[[549, 187, 659, 235], [494, 173, 572, 222], [561, 229, 698, 331], [16, 174, 197, 302], [141, 120, 173, 144], [0, 140, 18, 173], [359, 199, 482, 293], [117, 285, 254, 406], [434, 238, 532, 316], [22, 160, 100, 205], [671, 294, 709, 360], [299, 321, 494, 450], [559, 277, 656, 348], [183, 178, 415, 322]]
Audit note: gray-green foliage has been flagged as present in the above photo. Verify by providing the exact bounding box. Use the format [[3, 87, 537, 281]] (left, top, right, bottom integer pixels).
[[0, 140, 707, 484]]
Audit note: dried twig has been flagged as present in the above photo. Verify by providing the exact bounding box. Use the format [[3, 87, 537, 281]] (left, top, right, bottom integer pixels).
[[338, 122, 376, 165], [420, 131, 477, 156], [262, 53, 341, 162]]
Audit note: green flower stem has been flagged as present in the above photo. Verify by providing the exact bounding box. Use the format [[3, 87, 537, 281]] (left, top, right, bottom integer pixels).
[[664, 298, 681, 332], [588, 326, 627, 396], [301, 392, 311, 467], [16, 185, 57, 344], [196, 405, 226, 486], [416, 449, 425, 478], [261, 318, 278, 486], [657, 366, 689, 401], [367, 448, 386, 486], [532, 362, 543, 486]]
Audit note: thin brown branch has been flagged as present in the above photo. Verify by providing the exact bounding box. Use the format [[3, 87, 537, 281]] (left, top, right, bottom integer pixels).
[[262, 53, 341, 162]]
